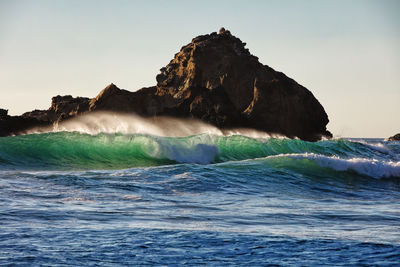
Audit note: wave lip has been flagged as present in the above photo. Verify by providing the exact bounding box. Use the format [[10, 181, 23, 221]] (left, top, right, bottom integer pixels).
[[282, 153, 400, 179]]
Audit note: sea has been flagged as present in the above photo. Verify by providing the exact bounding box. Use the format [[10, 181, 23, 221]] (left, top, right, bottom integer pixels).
[[0, 113, 399, 266]]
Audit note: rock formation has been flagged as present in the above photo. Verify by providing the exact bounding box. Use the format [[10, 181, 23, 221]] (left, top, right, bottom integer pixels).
[[388, 134, 400, 141], [0, 109, 7, 118], [0, 28, 332, 141]]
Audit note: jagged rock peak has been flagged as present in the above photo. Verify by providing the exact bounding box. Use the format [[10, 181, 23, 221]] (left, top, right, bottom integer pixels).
[[89, 83, 122, 110], [187, 28, 247, 52], [0, 108, 8, 118], [156, 29, 254, 100], [100, 83, 120, 94], [105, 82, 117, 89], [89, 83, 158, 114], [154, 28, 331, 141], [92, 83, 121, 100]]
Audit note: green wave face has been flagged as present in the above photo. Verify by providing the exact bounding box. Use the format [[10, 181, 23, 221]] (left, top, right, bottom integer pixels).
[[0, 132, 395, 171], [0, 132, 173, 169]]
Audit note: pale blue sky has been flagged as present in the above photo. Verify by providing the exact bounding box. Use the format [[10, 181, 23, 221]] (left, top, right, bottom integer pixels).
[[0, 0, 399, 137]]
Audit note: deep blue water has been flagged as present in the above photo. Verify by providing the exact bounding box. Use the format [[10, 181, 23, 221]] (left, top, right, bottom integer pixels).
[[0, 132, 399, 266]]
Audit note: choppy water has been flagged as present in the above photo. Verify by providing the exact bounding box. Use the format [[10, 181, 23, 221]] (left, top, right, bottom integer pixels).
[[1, 130, 400, 265]]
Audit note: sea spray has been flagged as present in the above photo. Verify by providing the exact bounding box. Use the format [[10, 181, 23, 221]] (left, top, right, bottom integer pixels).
[[26, 111, 287, 139], [28, 112, 224, 137]]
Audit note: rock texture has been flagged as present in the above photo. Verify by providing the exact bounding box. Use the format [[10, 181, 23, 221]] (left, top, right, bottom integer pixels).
[[0, 110, 49, 137], [0, 109, 7, 118], [0, 28, 332, 141], [88, 83, 159, 115], [153, 28, 331, 140], [388, 134, 400, 141]]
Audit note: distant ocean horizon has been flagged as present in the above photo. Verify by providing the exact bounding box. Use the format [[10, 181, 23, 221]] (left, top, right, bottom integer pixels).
[[1, 117, 399, 265]]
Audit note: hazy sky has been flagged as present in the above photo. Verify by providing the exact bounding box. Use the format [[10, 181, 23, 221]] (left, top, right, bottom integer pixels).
[[0, 0, 399, 137]]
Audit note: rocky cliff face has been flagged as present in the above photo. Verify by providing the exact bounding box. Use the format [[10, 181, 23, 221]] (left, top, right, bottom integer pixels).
[[88, 84, 159, 115], [153, 28, 331, 140], [0, 28, 332, 141]]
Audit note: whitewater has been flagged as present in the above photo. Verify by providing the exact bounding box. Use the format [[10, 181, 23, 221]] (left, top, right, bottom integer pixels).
[[1, 113, 399, 265]]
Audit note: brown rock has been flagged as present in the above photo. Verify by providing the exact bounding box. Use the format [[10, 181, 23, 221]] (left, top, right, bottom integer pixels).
[[50, 95, 90, 119], [89, 83, 160, 116], [388, 134, 400, 141], [153, 28, 331, 140], [0, 108, 7, 118], [0, 95, 90, 136], [0, 111, 48, 137]]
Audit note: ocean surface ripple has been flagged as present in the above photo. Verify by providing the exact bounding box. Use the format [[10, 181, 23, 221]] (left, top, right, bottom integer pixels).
[[0, 131, 399, 265]]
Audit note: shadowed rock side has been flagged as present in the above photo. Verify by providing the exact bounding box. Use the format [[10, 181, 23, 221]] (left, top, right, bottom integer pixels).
[[388, 134, 400, 141], [0, 29, 332, 141], [0, 96, 90, 136]]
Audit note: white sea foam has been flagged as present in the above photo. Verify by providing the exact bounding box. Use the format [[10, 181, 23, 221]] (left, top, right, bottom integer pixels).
[[357, 141, 398, 159], [148, 136, 220, 164], [222, 128, 287, 139], [280, 153, 400, 179], [27, 111, 279, 139], [33, 112, 223, 137]]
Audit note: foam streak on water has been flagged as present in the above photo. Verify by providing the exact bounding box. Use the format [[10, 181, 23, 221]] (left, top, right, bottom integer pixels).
[[273, 153, 400, 179]]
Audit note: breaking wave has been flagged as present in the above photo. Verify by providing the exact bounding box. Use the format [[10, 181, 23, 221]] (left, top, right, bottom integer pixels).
[[268, 153, 400, 179], [0, 130, 399, 179]]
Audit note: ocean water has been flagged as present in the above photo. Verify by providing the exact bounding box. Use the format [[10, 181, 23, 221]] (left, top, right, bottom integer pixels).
[[1, 119, 400, 265]]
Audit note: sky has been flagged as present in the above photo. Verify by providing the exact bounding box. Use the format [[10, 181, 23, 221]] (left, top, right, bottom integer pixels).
[[0, 0, 399, 138]]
